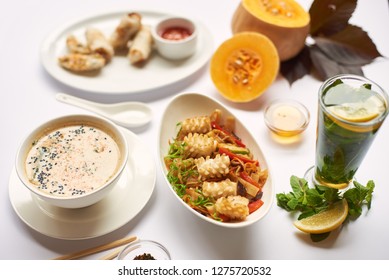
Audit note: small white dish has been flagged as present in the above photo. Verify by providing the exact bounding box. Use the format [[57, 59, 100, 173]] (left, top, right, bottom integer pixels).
[[158, 92, 274, 228], [117, 240, 171, 260], [8, 128, 156, 240], [152, 17, 197, 60], [40, 10, 213, 95], [264, 99, 310, 137]]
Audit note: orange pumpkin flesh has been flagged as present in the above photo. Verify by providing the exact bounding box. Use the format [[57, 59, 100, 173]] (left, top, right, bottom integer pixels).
[[210, 32, 279, 103], [232, 0, 310, 61]]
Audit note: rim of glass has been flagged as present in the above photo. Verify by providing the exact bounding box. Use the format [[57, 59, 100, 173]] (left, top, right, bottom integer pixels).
[[264, 98, 310, 134], [117, 239, 171, 260], [319, 74, 389, 127]]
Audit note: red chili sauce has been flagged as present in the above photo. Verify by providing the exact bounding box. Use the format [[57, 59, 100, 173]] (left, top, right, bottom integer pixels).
[[161, 26, 192, 41]]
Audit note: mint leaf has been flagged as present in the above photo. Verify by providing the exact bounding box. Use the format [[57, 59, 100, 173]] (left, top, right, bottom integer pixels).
[[290, 175, 307, 197], [343, 180, 375, 219], [277, 177, 331, 217], [311, 232, 331, 242], [287, 198, 300, 211], [276, 176, 375, 241], [322, 186, 341, 203], [299, 209, 316, 220], [275, 193, 287, 208], [305, 188, 324, 206]]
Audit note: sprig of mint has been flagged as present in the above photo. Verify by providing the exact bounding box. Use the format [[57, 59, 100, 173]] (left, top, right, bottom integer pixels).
[[276, 175, 375, 241], [280, 0, 383, 85]]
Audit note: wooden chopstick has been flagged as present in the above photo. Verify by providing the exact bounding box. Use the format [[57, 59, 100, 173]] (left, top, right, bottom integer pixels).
[[99, 247, 124, 260], [53, 235, 138, 260]]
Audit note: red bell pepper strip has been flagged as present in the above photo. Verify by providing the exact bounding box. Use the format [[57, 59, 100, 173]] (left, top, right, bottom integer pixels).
[[218, 147, 259, 166], [218, 213, 230, 222], [248, 199, 264, 214], [240, 171, 260, 188], [211, 121, 246, 147]]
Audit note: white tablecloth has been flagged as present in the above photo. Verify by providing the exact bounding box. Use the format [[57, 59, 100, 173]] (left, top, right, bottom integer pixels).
[[1, 0, 388, 259]]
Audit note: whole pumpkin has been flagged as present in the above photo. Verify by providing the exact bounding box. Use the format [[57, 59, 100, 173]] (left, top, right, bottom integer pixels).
[[231, 0, 310, 61]]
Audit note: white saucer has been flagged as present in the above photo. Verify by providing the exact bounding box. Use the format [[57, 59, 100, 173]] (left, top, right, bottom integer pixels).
[[8, 128, 156, 240]]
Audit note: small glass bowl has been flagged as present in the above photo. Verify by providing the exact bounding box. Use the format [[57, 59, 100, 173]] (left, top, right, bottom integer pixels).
[[117, 240, 171, 260], [264, 99, 310, 137], [151, 16, 198, 60]]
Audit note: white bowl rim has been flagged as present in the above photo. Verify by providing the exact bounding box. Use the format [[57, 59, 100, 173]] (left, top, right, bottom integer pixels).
[[264, 98, 311, 132], [151, 16, 198, 44], [15, 114, 129, 203]]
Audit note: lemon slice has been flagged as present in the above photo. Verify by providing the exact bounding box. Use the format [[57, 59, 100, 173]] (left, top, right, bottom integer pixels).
[[293, 199, 348, 234], [328, 96, 384, 122]]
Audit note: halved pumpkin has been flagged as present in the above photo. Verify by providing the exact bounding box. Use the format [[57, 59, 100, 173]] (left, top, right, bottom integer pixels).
[[210, 32, 279, 103], [232, 0, 310, 61]]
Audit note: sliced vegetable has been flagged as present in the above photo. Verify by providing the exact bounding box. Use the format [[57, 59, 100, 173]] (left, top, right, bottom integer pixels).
[[218, 213, 231, 222], [240, 171, 260, 188], [238, 177, 260, 197], [218, 143, 250, 155], [211, 121, 246, 147], [248, 199, 264, 214], [218, 147, 259, 166]]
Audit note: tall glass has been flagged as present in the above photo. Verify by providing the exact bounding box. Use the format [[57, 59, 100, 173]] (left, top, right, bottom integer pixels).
[[307, 74, 389, 189]]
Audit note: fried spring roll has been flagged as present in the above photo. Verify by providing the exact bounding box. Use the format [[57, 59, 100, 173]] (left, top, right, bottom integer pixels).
[[66, 35, 90, 54], [109, 12, 142, 50], [58, 53, 105, 72], [85, 27, 114, 62], [128, 25, 153, 64]]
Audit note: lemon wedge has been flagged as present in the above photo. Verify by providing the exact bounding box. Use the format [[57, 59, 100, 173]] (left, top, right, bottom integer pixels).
[[328, 95, 384, 122], [293, 199, 348, 234]]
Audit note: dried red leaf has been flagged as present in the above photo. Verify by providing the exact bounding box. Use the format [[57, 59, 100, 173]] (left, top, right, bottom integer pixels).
[[319, 25, 383, 64], [309, 0, 357, 37], [280, 0, 384, 86], [280, 46, 312, 85], [309, 45, 364, 81]]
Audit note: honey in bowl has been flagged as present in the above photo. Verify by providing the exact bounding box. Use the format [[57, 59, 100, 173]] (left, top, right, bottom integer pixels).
[[264, 99, 310, 138]]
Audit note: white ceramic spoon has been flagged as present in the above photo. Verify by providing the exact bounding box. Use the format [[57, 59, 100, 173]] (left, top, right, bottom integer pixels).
[[55, 93, 152, 128]]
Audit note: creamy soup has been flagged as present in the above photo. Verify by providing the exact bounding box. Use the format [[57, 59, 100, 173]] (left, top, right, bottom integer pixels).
[[25, 124, 121, 197]]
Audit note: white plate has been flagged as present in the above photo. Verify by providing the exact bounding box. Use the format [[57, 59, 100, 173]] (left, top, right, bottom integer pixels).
[[8, 128, 156, 240], [40, 10, 213, 95], [158, 93, 274, 228]]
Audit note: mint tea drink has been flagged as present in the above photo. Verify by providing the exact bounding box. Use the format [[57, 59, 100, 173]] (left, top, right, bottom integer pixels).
[[314, 74, 388, 189]]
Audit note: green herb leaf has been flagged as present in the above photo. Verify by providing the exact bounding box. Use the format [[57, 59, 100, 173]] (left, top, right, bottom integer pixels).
[[310, 232, 331, 242], [343, 179, 375, 219], [299, 209, 316, 220], [277, 176, 375, 241], [290, 175, 307, 196]]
